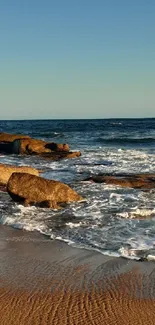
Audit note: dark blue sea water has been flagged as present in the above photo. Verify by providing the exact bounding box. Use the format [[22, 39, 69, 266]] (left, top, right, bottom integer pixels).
[[1, 118, 155, 260]]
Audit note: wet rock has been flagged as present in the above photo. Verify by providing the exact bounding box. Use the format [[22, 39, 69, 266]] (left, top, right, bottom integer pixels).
[[12, 138, 80, 159], [0, 163, 40, 185], [39, 151, 81, 160], [84, 174, 155, 189], [12, 138, 70, 155], [12, 138, 50, 155], [55, 151, 81, 159], [7, 173, 84, 209]]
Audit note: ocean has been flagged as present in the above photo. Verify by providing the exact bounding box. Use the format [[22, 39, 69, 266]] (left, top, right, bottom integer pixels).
[[1, 118, 155, 260]]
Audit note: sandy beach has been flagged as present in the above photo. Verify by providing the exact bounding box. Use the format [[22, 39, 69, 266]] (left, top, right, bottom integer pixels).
[[0, 225, 155, 324]]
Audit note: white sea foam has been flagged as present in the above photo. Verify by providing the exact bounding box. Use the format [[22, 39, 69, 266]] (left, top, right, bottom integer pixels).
[[0, 204, 49, 233], [117, 209, 155, 219], [119, 247, 142, 260], [146, 255, 155, 261], [55, 236, 75, 245], [119, 248, 155, 261], [66, 222, 84, 228]]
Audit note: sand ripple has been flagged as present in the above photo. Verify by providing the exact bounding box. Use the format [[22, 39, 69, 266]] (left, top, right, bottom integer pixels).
[[0, 226, 155, 324]]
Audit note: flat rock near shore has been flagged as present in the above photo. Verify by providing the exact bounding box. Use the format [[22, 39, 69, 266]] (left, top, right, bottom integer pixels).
[[84, 173, 155, 189]]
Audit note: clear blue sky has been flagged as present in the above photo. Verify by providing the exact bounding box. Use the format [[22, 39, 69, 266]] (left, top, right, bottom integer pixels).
[[0, 0, 154, 119]]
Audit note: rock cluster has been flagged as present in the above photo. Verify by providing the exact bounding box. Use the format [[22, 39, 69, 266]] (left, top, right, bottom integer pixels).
[[0, 132, 83, 209], [0, 132, 81, 159]]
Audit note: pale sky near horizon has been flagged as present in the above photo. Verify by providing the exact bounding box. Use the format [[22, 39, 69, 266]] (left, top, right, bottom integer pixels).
[[0, 0, 155, 119]]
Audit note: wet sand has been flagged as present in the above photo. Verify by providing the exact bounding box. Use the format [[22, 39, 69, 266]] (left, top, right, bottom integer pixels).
[[0, 225, 155, 324]]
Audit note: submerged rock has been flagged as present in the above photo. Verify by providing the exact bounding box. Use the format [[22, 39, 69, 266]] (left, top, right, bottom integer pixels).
[[0, 163, 40, 185], [7, 173, 84, 209], [41, 151, 81, 160], [84, 173, 155, 189]]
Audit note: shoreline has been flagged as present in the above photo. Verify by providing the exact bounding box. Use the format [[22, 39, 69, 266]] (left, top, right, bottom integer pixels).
[[1, 225, 155, 324]]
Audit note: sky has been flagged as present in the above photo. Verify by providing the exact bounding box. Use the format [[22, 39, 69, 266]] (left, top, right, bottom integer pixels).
[[0, 0, 155, 119]]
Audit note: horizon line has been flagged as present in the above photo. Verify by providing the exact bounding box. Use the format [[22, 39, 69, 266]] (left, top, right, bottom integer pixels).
[[0, 117, 155, 121]]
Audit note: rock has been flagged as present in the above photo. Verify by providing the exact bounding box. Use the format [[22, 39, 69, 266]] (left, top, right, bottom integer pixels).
[[39, 151, 81, 160], [84, 174, 155, 189], [0, 163, 40, 185], [12, 138, 80, 159], [12, 138, 70, 155], [59, 151, 81, 159], [7, 173, 84, 209], [12, 138, 50, 154], [0, 132, 30, 142]]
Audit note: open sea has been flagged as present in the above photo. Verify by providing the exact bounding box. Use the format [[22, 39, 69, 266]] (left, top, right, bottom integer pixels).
[[1, 118, 155, 261]]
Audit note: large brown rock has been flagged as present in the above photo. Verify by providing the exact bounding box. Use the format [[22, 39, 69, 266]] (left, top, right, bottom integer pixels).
[[84, 174, 155, 189], [12, 138, 70, 155], [7, 173, 84, 209], [0, 164, 40, 185], [12, 138, 49, 154], [0, 132, 30, 143]]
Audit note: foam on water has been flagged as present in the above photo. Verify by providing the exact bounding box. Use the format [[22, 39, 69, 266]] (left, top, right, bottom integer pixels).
[[117, 209, 155, 219]]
